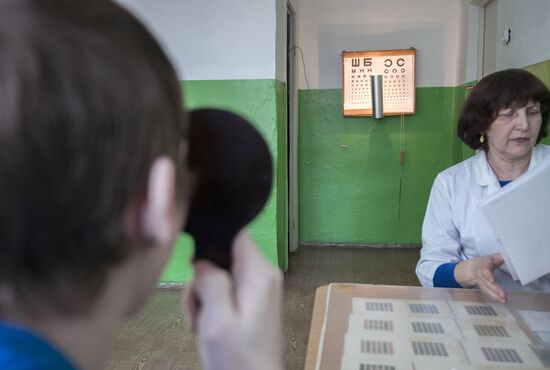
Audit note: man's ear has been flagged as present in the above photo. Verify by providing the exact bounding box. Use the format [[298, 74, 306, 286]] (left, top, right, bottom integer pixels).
[[140, 156, 178, 247]]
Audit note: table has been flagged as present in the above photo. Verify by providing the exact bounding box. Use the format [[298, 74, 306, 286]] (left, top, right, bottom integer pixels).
[[304, 284, 550, 370], [305, 286, 328, 370]]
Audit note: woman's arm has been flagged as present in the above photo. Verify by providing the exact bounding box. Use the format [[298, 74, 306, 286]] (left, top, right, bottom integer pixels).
[[416, 174, 464, 287], [417, 174, 507, 302], [454, 254, 507, 303]]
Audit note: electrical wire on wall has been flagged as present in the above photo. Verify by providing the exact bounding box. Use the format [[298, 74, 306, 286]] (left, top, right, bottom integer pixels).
[[398, 113, 405, 220], [365, 76, 406, 219], [288, 46, 310, 89], [366, 119, 378, 136]]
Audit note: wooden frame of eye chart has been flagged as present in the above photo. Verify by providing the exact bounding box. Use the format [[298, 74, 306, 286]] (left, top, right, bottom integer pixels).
[[342, 48, 416, 117]]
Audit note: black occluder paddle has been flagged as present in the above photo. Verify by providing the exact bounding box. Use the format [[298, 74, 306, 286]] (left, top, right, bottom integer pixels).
[[183, 108, 273, 270]]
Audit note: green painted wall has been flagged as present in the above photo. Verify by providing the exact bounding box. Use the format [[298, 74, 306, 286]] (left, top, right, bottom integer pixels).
[[298, 87, 463, 244], [455, 82, 476, 163], [298, 60, 550, 245], [160, 79, 287, 282], [526, 59, 550, 88], [527, 60, 550, 147]]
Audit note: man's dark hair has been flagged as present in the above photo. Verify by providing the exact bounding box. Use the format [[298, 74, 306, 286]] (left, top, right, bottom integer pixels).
[[457, 68, 550, 150], [0, 0, 186, 315]]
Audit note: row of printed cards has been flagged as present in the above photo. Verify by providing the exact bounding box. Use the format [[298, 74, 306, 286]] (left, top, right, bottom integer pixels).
[[340, 298, 544, 369], [351, 298, 515, 320]]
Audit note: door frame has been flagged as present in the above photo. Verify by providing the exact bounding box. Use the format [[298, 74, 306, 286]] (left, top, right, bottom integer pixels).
[[287, 1, 299, 253]]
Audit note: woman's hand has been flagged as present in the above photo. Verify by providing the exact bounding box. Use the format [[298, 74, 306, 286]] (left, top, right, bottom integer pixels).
[[185, 230, 283, 370], [454, 253, 507, 303]]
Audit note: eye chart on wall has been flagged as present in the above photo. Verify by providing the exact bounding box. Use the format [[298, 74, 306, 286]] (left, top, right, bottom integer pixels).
[[342, 48, 416, 116]]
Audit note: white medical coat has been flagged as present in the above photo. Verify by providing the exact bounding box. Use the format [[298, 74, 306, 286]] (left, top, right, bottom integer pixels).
[[416, 144, 550, 292]]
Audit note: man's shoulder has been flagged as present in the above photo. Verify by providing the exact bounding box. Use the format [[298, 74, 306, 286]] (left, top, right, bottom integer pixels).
[[0, 323, 77, 370]]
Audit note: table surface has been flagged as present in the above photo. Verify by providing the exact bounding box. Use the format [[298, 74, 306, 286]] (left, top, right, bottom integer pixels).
[[304, 284, 550, 370]]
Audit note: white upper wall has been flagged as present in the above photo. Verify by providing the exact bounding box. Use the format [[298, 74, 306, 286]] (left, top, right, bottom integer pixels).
[[116, 0, 278, 80], [296, 0, 470, 89], [101, 0, 550, 86], [495, 0, 550, 71], [276, 0, 287, 82]]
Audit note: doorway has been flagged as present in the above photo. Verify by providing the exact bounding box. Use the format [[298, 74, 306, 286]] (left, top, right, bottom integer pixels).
[[482, 0, 497, 76], [287, 2, 298, 253]]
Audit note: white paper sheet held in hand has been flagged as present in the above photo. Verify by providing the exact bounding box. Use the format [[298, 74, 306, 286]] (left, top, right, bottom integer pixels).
[[479, 155, 550, 285]]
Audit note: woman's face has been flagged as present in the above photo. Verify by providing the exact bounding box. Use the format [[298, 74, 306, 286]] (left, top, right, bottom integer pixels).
[[486, 100, 542, 162]]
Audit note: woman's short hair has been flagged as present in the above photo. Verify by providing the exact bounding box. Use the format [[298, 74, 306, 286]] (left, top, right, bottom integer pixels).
[[457, 68, 550, 150]]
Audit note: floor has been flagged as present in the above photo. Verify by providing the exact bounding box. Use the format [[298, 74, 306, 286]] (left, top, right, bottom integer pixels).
[[105, 245, 421, 370]]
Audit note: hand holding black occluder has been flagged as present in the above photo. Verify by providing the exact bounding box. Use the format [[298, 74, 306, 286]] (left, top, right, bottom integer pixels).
[[183, 109, 273, 270]]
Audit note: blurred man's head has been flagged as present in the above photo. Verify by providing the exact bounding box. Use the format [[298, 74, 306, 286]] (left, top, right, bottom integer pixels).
[[0, 0, 188, 317]]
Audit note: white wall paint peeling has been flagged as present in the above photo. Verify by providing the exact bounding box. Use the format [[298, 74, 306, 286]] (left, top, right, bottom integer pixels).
[[117, 0, 278, 80]]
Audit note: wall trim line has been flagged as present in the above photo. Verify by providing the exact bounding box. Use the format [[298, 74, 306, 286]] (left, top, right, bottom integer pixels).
[[299, 242, 420, 249]]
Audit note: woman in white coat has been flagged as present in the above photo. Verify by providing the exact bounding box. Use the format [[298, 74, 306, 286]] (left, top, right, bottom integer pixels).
[[416, 68, 550, 303]]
